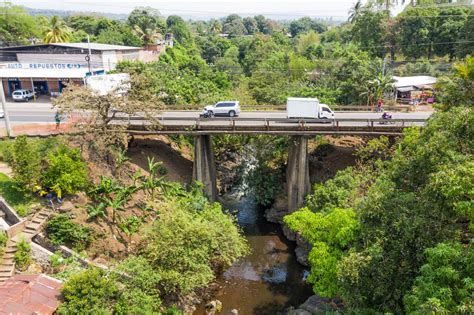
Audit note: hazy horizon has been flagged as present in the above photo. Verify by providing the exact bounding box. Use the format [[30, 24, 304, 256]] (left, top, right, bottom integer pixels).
[[12, 0, 408, 20]]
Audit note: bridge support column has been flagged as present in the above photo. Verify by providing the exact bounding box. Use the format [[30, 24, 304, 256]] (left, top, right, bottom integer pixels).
[[193, 135, 217, 202], [287, 136, 311, 212]]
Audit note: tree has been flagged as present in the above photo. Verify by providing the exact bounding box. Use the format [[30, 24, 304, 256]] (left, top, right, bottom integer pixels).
[[348, 0, 363, 23], [404, 242, 474, 314], [42, 16, 72, 43], [42, 145, 89, 195], [133, 24, 162, 45], [9, 136, 41, 191], [166, 15, 192, 45], [243, 17, 258, 35], [0, 5, 39, 45], [223, 15, 246, 37], [289, 17, 327, 37], [437, 56, 474, 110], [285, 207, 359, 297], [351, 8, 390, 58], [397, 7, 436, 59], [127, 6, 164, 33], [209, 19, 222, 34], [143, 186, 249, 294], [53, 75, 161, 161], [456, 13, 474, 57]]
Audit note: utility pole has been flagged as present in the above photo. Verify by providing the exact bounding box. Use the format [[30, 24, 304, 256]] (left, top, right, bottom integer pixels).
[[86, 35, 92, 73], [0, 80, 13, 137]]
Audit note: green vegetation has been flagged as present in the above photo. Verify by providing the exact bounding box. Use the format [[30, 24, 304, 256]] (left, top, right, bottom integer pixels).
[[46, 214, 93, 250], [1, 137, 89, 196], [285, 105, 474, 313], [0, 231, 7, 258], [0, 173, 33, 216], [14, 238, 32, 271], [143, 186, 249, 295], [3, 4, 472, 106]]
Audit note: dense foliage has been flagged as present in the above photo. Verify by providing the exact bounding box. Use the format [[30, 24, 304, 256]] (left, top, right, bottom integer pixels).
[[46, 214, 93, 250], [142, 185, 249, 295], [2, 4, 473, 106], [3, 137, 89, 195], [285, 105, 473, 313]]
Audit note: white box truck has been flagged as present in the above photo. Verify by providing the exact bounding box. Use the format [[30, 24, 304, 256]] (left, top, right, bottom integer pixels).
[[286, 97, 335, 119]]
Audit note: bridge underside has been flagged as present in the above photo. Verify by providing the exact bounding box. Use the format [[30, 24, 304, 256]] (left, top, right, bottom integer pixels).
[[193, 134, 312, 212]]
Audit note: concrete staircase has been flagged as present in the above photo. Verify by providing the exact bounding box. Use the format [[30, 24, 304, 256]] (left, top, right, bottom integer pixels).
[[0, 209, 51, 283]]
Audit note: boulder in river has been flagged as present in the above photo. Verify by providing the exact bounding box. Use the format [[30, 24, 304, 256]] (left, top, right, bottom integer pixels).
[[205, 299, 223, 314]]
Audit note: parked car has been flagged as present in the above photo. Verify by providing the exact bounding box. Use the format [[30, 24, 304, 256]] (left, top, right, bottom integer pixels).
[[12, 89, 35, 102], [201, 101, 240, 117], [0, 108, 4, 118]]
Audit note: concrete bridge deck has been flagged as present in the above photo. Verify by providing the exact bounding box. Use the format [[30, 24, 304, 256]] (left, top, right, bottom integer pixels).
[[120, 111, 430, 136]]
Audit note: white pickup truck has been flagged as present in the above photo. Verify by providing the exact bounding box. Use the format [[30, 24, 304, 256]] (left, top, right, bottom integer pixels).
[[286, 97, 334, 120]]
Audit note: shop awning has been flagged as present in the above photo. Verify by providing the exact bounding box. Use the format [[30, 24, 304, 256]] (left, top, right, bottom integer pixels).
[[397, 86, 415, 92], [0, 68, 94, 79]]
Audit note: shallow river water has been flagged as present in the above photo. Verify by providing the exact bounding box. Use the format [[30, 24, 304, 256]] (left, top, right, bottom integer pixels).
[[195, 191, 313, 315]]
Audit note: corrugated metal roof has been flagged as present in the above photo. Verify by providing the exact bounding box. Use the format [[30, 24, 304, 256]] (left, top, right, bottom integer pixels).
[[0, 274, 62, 315], [52, 43, 140, 51], [393, 76, 437, 88]]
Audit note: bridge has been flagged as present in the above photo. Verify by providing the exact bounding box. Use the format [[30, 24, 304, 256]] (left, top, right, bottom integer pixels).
[[119, 111, 432, 211]]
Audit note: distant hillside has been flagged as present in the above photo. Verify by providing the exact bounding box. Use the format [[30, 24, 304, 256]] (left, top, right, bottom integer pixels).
[[24, 7, 129, 20]]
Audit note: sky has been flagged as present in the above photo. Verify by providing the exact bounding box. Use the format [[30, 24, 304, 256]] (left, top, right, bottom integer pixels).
[[10, 0, 403, 20]]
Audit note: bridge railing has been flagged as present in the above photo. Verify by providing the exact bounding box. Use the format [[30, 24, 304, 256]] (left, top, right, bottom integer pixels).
[[162, 104, 414, 112], [113, 116, 427, 128], [95, 115, 430, 135]]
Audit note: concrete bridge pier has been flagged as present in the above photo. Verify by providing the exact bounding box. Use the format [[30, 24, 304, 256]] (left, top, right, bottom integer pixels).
[[193, 135, 218, 202], [287, 136, 311, 212]]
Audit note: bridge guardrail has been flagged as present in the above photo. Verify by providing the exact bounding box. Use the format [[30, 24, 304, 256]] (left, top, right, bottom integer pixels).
[[162, 104, 414, 112]]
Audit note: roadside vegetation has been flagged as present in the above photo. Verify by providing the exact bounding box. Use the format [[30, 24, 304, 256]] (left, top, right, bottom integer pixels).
[[0, 132, 248, 312], [284, 67, 474, 313], [1, 3, 473, 107]]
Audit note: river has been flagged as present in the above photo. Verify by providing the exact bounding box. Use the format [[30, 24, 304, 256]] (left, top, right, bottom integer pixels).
[[195, 190, 313, 315]]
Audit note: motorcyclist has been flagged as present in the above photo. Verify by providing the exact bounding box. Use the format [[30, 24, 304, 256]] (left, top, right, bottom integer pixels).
[[382, 112, 392, 120]]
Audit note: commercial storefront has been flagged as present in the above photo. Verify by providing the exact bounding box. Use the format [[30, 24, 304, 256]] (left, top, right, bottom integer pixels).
[[0, 67, 89, 99], [0, 43, 160, 100]]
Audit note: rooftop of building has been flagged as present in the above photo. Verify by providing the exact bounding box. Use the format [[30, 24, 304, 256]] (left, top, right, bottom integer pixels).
[[0, 274, 62, 315], [0, 42, 141, 52]]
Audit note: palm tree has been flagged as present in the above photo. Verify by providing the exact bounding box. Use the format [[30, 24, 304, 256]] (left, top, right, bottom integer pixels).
[[43, 16, 72, 43], [348, 0, 363, 23], [133, 24, 162, 45], [209, 19, 222, 34]]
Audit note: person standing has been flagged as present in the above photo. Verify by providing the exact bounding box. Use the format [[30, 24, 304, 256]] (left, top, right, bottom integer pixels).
[[55, 111, 61, 130]]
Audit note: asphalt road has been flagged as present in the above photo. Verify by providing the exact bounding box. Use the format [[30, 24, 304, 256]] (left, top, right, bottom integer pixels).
[[0, 102, 433, 126]]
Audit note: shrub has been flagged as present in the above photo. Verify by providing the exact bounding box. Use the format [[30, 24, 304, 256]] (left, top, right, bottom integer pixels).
[[42, 145, 89, 195], [0, 231, 7, 258], [9, 136, 41, 191], [58, 268, 118, 314], [46, 214, 93, 250], [143, 187, 249, 295], [14, 238, 31, 271]]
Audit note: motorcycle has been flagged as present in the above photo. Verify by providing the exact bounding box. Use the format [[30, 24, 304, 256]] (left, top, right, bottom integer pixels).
[[200, 109, 214, 119], [379, 112, 394, 125]]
